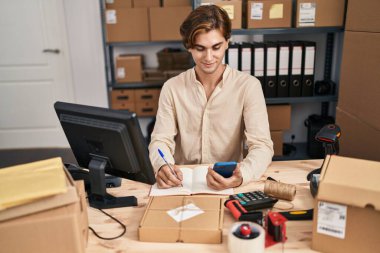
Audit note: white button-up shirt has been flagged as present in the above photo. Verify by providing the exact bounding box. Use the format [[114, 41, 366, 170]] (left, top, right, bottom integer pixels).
[[149, 65, 273, 185]]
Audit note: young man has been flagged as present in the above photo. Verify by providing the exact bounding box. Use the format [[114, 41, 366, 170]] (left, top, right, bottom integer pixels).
[[149, 5, 273, 190]]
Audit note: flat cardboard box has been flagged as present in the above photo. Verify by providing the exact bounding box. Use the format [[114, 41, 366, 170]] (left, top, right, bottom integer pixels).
[[106, 8, 149, 42], [345, 0, 380, 33], [132, 0, 160, 8], [247, 0, 292, 28], [271, 130, 283, 156], [135, 101, 158, 116], [139, 196, 224, 243], [201, 0, 242, 29], [111, 89, 136, 110], [338, 31, 380, 130], [105, 0, 133, 9], [115, 55, 143, 83], [149, 7, 192, 41], [336, 107, 380, 162], [135, 88, 160, 102], [312, 155, 380, 253], [163, 0, 192, 7], [0, 170, 88, 253], [267, 104, 291, 130], [296, 0, 345, 27]]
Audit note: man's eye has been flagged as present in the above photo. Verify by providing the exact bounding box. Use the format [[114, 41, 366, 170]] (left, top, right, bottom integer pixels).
[[213, 46, 221, 50], [195, 47, 204, 51]]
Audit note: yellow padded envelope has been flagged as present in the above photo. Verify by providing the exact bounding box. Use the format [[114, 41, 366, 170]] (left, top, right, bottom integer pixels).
[[0, 157, 67, 211]]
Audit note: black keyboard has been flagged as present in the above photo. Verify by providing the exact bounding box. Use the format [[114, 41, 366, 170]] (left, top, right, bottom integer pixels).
[[229, 191, 278, 211]]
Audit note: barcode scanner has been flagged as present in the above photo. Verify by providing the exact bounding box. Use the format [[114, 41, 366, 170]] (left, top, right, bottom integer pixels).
[[307, 124, 341, 197]]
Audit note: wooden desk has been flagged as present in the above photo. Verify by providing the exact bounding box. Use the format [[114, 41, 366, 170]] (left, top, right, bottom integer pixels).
[[86, 159, 322, 253]]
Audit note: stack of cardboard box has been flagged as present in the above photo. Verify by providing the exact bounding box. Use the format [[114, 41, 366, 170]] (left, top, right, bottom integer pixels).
[[336, 0, 380, 162], [267, 105, 291, 156]]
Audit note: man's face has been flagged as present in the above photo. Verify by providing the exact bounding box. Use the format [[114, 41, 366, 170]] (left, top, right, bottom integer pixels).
[[188, 29, 229, 76]]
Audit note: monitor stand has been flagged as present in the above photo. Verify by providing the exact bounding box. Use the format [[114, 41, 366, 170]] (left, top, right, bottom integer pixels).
[[87, 156, 137, 209]]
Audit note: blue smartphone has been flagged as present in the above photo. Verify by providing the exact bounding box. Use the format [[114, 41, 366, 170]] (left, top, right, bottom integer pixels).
[[213, 161, 237, 178]]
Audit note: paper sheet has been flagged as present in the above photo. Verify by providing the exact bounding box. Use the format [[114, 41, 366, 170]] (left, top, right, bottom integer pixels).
[[167, 203, 204, 223]]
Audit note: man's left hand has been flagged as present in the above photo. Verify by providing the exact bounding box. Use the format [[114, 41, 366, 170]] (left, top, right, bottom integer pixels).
[[206, 164, 243, 190]]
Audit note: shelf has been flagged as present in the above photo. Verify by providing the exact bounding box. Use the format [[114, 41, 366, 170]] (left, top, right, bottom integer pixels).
[[232, 27, 344, 36], [265, 95, 337, 105]]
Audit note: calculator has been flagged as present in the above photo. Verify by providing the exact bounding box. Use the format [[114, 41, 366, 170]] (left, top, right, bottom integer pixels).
[[229, 191, 278, 211]]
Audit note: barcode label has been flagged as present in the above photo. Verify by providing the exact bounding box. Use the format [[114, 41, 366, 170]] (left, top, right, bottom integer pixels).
[[317, 201, 347, 239]]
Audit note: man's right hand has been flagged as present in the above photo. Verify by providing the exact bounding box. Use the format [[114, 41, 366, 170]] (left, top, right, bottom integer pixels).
[[156, 165, 183, 188]]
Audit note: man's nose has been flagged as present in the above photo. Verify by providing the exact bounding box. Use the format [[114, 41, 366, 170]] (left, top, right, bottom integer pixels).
[[205, 49, 213, 61]]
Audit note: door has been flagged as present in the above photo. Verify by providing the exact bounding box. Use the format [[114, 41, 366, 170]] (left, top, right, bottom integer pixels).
[[0, 0, 73, 148]]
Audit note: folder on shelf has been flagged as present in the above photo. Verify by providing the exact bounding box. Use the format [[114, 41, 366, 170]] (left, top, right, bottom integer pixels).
[[240, 42, 252, 75], [301, 41, 316, 97], [264, 42, 278, 98], [277, 42, 290, 97], [226, 43, 240, 70], [289, 41, 303, 97], [252, 42, 265, 90]]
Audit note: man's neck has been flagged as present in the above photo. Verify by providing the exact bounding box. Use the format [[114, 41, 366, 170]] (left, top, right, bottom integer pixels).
[[195, 64, 226, 88]]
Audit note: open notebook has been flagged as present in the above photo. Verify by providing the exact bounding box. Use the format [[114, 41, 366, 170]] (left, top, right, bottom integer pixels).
[[149, 165, 234, 196]]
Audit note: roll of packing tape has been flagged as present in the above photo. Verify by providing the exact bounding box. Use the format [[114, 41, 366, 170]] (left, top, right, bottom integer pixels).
[[228, 222, 265, 253]]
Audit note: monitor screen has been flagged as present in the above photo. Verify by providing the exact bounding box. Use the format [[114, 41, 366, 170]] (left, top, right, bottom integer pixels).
[[54, 101, 155, 209]]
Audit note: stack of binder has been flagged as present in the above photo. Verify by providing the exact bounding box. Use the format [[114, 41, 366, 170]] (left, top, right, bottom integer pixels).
[[224, 41, 316, 98]]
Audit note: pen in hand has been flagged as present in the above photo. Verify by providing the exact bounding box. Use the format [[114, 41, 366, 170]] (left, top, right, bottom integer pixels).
[[158, 148, 183, 187]]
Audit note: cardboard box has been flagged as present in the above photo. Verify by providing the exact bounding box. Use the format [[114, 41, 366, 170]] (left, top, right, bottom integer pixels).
[[338, 31, 380, 130], [163, 0, 192, 7], [311, 155, 380, 253], [135, 101, 158, 116], [133, 0, 160, 8], [336, 107, 380, 162], [271, 130, 283, 156], [115, 55, 143, 83], [201, 0, 242, 29], [106, 8, 149, 42], [105, 0, 133, 9], [247, 0, 292, 28], [0, 170, 88, 253], [267, 105, 291, 130], [139, 196, 224, 243], [143, 68, 166, 81], [345, 0, 380, 33], [135, 88, 160, 102], [296, 0, 345, 27], [111, 89, 136, 110], [149, 7, 192, 41]]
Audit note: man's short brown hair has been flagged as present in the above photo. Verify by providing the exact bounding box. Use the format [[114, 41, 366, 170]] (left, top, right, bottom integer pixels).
[[180, 5, 231, 49]]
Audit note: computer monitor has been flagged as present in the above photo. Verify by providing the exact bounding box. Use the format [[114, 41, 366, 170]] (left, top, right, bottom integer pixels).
[[54, 101, 156, 209]]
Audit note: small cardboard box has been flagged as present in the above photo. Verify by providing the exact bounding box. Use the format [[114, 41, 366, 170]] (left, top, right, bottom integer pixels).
[[296, 0, 345, 27], [135, 88, 160, 102], [201, 0, 243, 29], [271, 130, 283, 156], [267, 104, 291, 130], [111, 89, 136, 111], [0, 169, 88, 253], [139, 196, 224, 243], [163, 0, 192, 7], [311, 155, 380, 253], [149, 6, 192, 41], [346, 0, 380, 33], [105, 0, 133, 9], [133, 0, 160, 8], [115, 55, 143, 83], [247, 0, 292, 28], [135, 101, 158, 117], [106, 7, 149, 42]]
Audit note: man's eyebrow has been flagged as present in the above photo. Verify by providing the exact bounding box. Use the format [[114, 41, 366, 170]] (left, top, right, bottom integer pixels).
[[194, 42, 224, 48]]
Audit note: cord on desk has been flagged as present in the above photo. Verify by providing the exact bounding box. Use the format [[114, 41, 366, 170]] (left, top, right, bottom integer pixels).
[[89, 208, 126, 240]]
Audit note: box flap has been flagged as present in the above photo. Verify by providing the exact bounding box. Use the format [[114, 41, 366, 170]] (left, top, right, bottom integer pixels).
[[318, 155, 380, 210], [0, 167, 78, 222]]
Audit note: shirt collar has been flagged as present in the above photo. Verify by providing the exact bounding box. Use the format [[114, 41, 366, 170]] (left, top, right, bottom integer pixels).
[[190, 64, 231, 88]]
